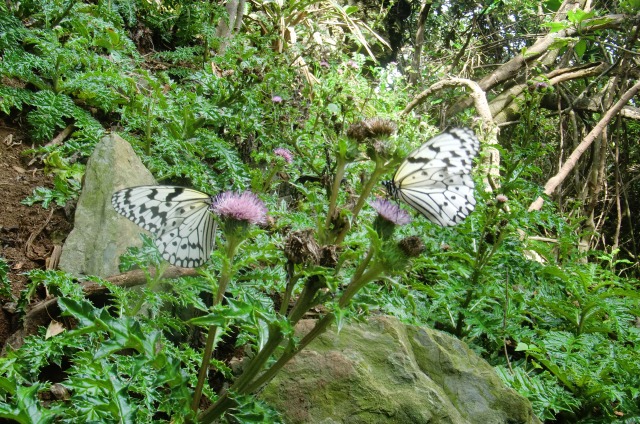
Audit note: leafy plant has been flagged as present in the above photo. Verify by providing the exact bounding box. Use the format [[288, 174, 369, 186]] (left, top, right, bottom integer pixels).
[[0, 259, 11, 299]]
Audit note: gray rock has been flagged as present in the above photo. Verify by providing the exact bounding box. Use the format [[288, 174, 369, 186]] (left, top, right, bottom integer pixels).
[[59, 133, 155, 277], [262, 316, 540, 424]]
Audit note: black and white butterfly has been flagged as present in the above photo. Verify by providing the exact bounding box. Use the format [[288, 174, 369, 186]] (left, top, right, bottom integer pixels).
[[112, 186, 217, 268], [384, 128, 480, 226]]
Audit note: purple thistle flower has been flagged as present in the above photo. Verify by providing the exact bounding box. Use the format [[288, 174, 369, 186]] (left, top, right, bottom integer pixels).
[[210, 191, 267, 225], [274, 147, 293, 164], [496, 194, 508, 203], [271, 95, 283, 103], [370, 198, 412, 225], [319, 60, 330, 68]]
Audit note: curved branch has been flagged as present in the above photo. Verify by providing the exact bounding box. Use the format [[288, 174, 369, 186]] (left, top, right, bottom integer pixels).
[[401, 77, 492, 122], [491, 62, 610, 123]]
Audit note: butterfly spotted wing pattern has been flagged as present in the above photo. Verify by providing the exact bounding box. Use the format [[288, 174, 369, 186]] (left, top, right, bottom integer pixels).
[[388, 128, 480, 226], [112, 186, 217, 268]]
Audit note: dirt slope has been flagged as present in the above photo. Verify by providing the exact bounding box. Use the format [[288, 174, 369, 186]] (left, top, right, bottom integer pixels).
[[0, 126, 72, 348]]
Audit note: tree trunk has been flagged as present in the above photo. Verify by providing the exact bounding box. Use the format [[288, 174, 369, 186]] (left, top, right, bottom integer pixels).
[[216, 0, 246, 54], [408, 1, 432, 85]]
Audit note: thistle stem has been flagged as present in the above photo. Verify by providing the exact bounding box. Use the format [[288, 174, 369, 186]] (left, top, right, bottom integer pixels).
[[334, 161, 387, 244], [199, 255, 387, 422], [191, 236, 240, 412], [287, 276, 325, 324], [324, 157, 348, 242], [262, 163, 282, 192], [128, 262, 168, 316], [244, 264, 385, 394]]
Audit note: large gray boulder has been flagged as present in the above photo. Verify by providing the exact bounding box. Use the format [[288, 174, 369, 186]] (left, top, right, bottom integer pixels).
[[262, 316, 540, 424], [59, 133, 155, 277]]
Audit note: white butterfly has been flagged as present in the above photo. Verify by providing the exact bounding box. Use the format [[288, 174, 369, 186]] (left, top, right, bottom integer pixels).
[[384, 128, 480, 226], [112, 186, 217, 268]]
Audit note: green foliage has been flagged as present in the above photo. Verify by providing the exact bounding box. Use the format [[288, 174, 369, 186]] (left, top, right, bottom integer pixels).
[[21, 150, 84, 208], [392, 171, 640, 420], [3, 0, 640, 422], [0, 297, 197, 423], [117, 234, 166, 272], [0, 259, 11, 299], [496, 365, 581, 420], [0, 380, 56, 424]]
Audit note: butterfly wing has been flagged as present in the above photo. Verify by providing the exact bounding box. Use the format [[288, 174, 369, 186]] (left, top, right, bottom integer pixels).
[[392, 128, 479, 226], [112, 186, 217, 267], [395, 173, 476, 226]]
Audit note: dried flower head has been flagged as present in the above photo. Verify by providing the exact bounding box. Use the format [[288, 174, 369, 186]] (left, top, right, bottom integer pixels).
[[370, 198, 412, 225], [496, 194, 508, 203], [398, 236, 426, 258], [347, 118, 397, 142], [284, 229, 320, 265], [210, 191, 267, 225], [274, 147, 293, 164], [320, 244, 339, 268], [346, 121, 369, 142], [364, 117, 396, 138]]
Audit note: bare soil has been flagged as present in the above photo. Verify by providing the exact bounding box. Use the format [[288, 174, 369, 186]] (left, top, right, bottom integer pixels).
[[0, 125, 73, 349]]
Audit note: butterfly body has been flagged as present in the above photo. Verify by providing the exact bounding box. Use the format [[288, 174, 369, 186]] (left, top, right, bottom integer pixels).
[[112, 186, 217, 268], [385, 128, 480, 226]]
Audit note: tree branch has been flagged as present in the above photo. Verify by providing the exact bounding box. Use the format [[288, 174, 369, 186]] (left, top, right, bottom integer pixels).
[[448, 10, 629, 116], [408, 1, 432, 85], [528, 80, 640, 211]]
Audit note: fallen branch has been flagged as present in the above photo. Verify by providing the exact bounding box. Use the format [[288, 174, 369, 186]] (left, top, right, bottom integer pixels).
[[19, 266, 199, 339], [401, 77, 491, 121], [25, 208, 54, 261], [45, 124, 75, 148]]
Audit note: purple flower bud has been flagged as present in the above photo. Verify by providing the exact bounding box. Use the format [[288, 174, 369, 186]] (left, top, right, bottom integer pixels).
[[370, 197, 412, 225], [210, 191, 267, 225], [271, 95, 283, 103], [274, 147, 293, 164], [346, 60, 358, 69]]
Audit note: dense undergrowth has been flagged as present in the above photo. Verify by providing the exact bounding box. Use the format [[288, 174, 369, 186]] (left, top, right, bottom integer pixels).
[[1, 0, 639, 423]]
